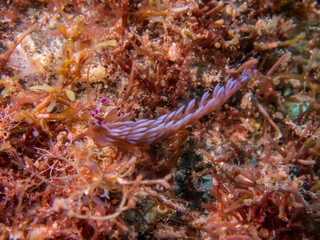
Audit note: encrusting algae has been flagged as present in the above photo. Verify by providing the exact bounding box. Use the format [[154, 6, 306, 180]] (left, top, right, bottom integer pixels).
[[0, 0, 320, 239]]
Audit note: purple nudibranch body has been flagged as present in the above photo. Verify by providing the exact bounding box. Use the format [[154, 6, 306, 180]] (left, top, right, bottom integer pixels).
[[89, 69, 252, 146]]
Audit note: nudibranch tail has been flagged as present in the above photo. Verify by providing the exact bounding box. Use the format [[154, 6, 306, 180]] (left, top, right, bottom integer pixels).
[[89, 69, 252, 146]]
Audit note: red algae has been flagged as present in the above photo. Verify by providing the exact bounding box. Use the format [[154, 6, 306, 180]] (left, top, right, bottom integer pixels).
[[0, 0, 320, 239]]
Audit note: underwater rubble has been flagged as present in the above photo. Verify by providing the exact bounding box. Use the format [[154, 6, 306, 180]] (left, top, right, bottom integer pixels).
[[1, 1, 320, 239]]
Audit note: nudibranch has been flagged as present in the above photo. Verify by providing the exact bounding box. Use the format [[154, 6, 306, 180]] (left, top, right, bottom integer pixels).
[[89, 69, 252, 146]]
